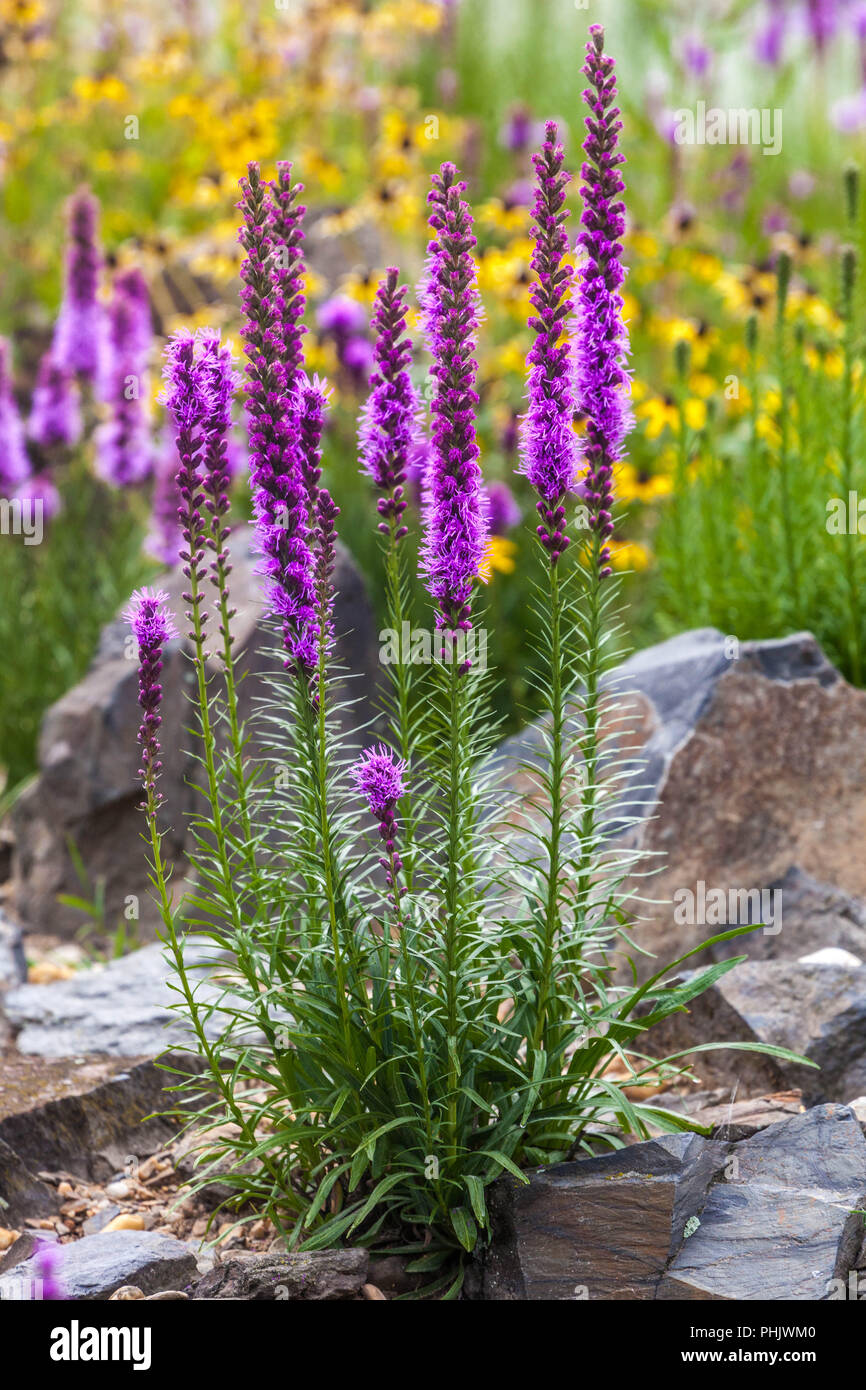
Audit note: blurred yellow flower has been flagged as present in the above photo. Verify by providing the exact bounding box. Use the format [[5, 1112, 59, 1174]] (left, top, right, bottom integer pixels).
[[610, 540, 651, 571], [478, 536, 518, 583]]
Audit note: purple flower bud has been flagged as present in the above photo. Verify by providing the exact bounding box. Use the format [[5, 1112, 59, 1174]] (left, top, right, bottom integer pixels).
[[123, 586, 178, 806], [359, 268, 422, 539]]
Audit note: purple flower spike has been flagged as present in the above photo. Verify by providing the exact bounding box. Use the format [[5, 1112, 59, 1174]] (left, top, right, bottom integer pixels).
[[160, 332, 210, 640], [239, 163, 316, 678], [269, 160, 307, 390], [359, 268, 420, 542], [52, 188, 104, 381], [297, 373, 330, 505], [198, 332, 238, 596], [0, 339, 31, 488], [124, 587, 178, 807], [95, 269, 153, 487], [28, 351, 82, 450], [576, 26, 632, 578], [420, 163, 488, 639], [521, 120, 576, 564], [352, 744, 408, 920]]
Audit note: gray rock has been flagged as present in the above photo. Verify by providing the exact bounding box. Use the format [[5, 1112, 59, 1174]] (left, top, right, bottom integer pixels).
[[659, 1104, 866, 1300], [0, 909, 26, 991], [645, 958, 866, 1104], [0, 1050, 195, 1189], [10, 535, 380, 938], [0, 1229, 60, 1276], [496, 630, 866, 983], [190, 1248, 369, 1301], [0, 1229, 197, 1301], [3, 939, 233, 1060], [476, 1132, 729, 1301], [0, 1137, 58, 1225]]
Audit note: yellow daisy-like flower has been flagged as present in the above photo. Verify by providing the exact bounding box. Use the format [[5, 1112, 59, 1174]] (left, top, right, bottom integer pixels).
[[615, 464, 673, 504], [610, 540, 651, 572], [478, 536, 518, 583], [683, 398, 707, 431], [638, 395, 679, 440]]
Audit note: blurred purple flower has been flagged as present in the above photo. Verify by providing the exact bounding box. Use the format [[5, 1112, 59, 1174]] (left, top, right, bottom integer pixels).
[[28, 351, 82, 450], [317, 295, 366, 337], [678, 32, 712, 79], [33, 1241, 64, 1302], [52, 188, 104, 381], [124, 586, 178, 806], [485, 480, 521, 536], [0, 339, 31, 488], [15, 472, 61, 522], [499, 104, 535, 154], [95, 269, 153, 486], [789, 169, 817, 199], [146, 425, 183, 567]]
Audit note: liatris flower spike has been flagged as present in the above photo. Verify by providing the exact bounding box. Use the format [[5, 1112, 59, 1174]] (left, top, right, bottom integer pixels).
[[160, 332, 211, 642], [421, 163, 488, 644], [124, 588, 177, 807], [52, 187, 103, 381], [576, 24, 632, 578], [352, 744, 408, 920], [359, 268, 420, 542], [522, 119, 576, 563]]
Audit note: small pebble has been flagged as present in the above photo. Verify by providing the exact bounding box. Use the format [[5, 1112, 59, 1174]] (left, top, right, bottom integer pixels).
[[109, 1286, 144, 1301], [0, 1229, 19, 1251], [362, 1284, 387, 1301], [102, 1213, 146, 1233], [105, 1180, 131, 1201]]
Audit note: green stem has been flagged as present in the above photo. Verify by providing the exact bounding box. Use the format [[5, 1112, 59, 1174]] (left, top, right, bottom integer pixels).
[[530, 558, 564, 1055]]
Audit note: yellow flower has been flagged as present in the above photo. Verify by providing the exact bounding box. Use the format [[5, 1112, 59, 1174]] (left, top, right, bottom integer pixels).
[[638, 395, 679, 440], [610, 540, 651, 572], [683, 398, 707, 431], [478, 199, 531, 235], [72, 75, 130, 106], [615, 465, 673, 504], [478, 536, 518, 583]]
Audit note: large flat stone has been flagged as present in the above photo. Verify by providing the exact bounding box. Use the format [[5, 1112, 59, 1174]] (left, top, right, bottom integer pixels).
[[0, 1229, 197, 1300], [645, 959, 866, 1103], [477, 1133, 728, 1300], [2, 939, 231, 1059], [659, 1104, 866, 1300], [190, 1248, 369, 1301]]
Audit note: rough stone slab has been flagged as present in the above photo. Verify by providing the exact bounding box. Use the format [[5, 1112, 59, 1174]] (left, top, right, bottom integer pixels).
[[645, 959, 866, 1103], [0, 1052, 196, 1188], [650, 1089, 806, 1142], [0, 1136, 58, 1224], [0, 1229, 197, 1301], [2, 939, 233, 1059], [477, 1133, 728, 1301], [0, 911, 26, 992], [658, 1104, 866, 1300], [190, 1248, 369, 1301]]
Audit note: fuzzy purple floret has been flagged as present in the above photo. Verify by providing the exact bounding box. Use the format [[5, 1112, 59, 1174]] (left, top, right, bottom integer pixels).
[[15, 473, 61, 521], [52, 188, 104, 380], [521, 120, 577, 563], [359, 268, 420, 541], [0, 339, 31, 488], [123, 586, 178, 805], [576, 26, 632, 577], [352, 743, 406, 817], [420, 163, 488, 634], [29, 351, 82, 450], [239, 162, 317, 677]]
